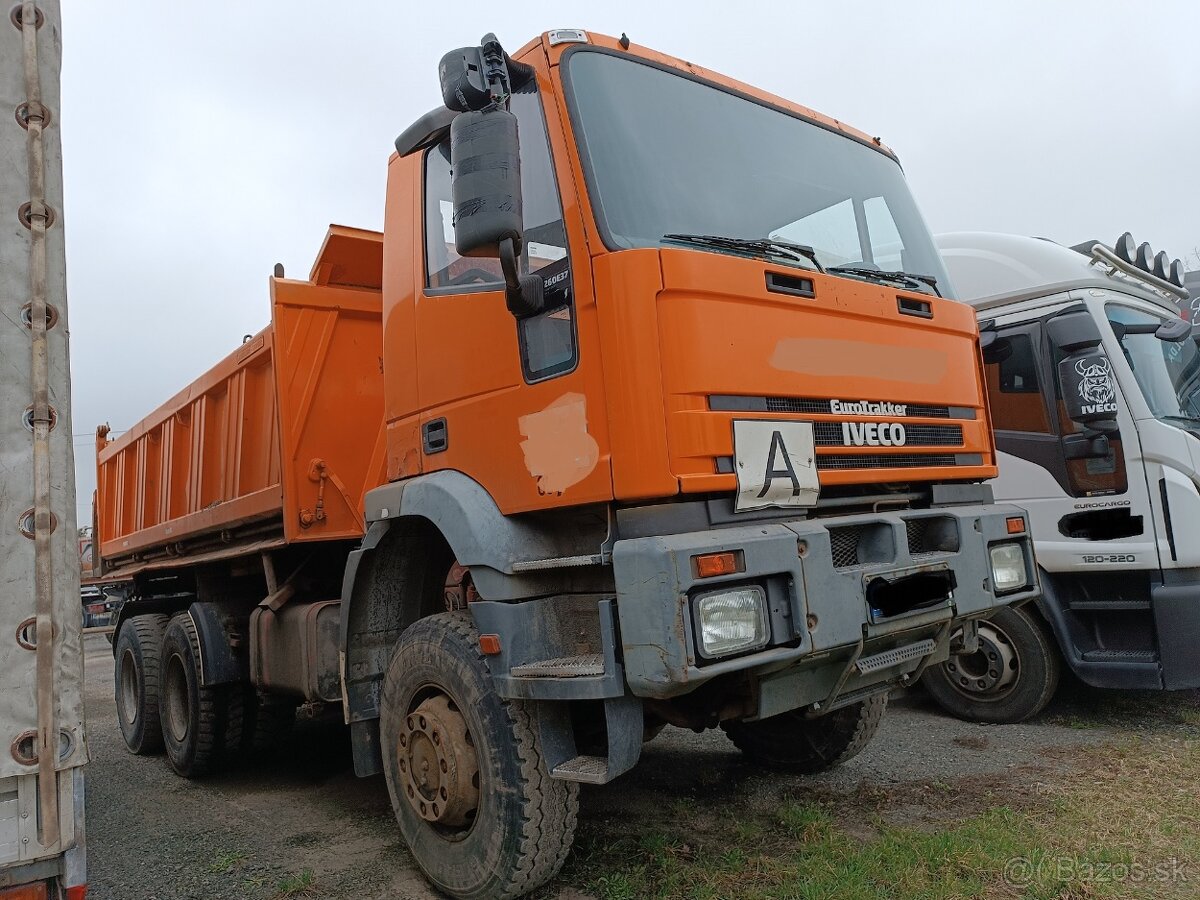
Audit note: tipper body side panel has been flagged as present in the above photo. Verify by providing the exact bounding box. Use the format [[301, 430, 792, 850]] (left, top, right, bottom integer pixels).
[[96, 228, 385, 573]]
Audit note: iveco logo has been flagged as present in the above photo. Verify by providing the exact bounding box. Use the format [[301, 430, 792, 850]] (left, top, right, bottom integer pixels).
[[842, 422, 907, 447], [830, 399, 908, 417]]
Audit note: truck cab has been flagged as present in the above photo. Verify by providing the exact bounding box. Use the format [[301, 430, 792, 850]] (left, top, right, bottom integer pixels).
[[925, 232, 1200, 721], [97, 31, 1038, 900]]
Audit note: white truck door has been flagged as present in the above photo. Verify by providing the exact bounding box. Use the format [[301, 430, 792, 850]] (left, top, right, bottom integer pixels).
[[985, 312, 1156, 574]]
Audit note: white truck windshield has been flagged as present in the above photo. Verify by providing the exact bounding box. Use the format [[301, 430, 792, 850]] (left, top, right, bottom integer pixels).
[[1108, 305, 1200, 424], [563, 50, 950, 291]]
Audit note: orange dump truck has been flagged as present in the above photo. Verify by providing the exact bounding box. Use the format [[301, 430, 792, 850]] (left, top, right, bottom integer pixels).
[[97, 31, 1039, 898]]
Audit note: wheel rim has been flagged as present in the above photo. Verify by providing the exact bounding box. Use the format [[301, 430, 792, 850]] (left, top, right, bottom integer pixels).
[[944, 622, 1020, 701], [397, 693, 480, 834], [163, 653, 190, 743], [119, 648, 140, 724]]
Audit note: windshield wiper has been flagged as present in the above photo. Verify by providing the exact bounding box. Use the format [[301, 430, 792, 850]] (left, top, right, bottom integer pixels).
[[663, 233, 824, 272], [826, 265, 941, 297], [1160, 414, 1200, 427]]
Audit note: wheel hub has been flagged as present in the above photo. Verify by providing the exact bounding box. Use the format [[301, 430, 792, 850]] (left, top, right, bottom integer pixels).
[[946, 623, 1019, 696], [397, 695, 479, 828]]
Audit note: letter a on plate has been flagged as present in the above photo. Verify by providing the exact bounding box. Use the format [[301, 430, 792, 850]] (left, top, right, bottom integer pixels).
[[733, 420, 819, 511]]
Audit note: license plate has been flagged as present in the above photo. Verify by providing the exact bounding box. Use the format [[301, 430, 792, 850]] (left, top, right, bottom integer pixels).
[[732, 420, 819, 511]]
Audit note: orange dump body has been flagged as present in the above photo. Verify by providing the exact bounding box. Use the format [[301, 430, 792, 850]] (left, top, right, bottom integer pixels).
[[95, 227, 386, 574]]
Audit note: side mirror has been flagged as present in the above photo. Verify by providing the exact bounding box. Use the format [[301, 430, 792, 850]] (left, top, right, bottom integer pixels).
[[1155, 317, 1191, 342], [1046, 309, 1104, 353], [440, 35, 544, 318]]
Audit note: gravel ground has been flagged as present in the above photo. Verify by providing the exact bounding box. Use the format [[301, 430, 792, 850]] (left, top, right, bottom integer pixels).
[[82, 633, 1114, 900]]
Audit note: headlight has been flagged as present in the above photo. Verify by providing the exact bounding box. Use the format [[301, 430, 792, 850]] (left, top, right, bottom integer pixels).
[[989, 542, 1027, 593], [694, 587, 769, 658]]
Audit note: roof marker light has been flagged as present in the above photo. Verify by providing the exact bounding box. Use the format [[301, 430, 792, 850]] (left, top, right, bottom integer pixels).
[[547, 29, 589, 46]]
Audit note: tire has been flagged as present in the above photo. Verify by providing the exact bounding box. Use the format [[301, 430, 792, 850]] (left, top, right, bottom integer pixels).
[[379, 612, 579, 900], [722, 693, 887, 774], [159, 614, 234, 778], [114, 613, 170, 755], [922, 605, 1061, 724]]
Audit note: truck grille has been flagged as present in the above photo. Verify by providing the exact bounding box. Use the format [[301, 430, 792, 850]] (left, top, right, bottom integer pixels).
[[816, 454, 960, 470], [829, 526, 865, 568], [812, 422, 963, 447], [760, 397, 966, 418], [708, 395, 979, 420], [715, 452, 983, 474]]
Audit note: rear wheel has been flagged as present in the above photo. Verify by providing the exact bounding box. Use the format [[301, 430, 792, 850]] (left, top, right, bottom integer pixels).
[[722, 694, 887, 773], [159, 614, 235, 777], [922, 605, 1060, 723], [114, 613, 170, 755], [379, 612, 578, 900]]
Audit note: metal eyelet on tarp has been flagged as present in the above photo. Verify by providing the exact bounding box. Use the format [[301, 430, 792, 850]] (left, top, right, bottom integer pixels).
[[15, 616, 39, 650], [17, 507, 58, 539], [14, 100, 49, 129], [19, 301, 58, 329], [10, 728, 73, 765], [8, 2, 42, 29], [22, 403, 56, 431], [17, 199, 55, 229]]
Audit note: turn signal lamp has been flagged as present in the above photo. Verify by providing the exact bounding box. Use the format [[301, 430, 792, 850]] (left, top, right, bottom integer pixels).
[[693, 551, 742, 578], [1006, 516, 1025, 535], [478, 634, 502, 655]]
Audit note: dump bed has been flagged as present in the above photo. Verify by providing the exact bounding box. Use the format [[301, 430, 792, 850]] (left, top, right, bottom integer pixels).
[[95, 226, 386, 576]]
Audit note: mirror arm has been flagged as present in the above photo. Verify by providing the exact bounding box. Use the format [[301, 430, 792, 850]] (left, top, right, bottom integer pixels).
[[499, 237, 545, 319]]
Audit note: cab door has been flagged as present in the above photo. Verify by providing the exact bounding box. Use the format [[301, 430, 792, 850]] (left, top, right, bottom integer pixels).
[[412, 83, 611, 514], [985, 308, 1153, 573]]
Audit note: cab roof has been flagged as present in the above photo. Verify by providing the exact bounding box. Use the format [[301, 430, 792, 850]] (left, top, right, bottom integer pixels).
[[936, 231, 1182, 316]]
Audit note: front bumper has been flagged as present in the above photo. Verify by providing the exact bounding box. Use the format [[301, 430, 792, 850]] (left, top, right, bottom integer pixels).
[[612, 503, 1038, 708]]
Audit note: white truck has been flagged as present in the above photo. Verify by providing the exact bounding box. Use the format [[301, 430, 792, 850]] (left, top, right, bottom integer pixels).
[[921, 231, 1199, 722], [1, 2, 88, 898]]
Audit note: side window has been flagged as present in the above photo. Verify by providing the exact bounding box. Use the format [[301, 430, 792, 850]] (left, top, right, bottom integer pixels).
[[424, 145, 503, 288], [423, 89, 577, 381], [985, 332, 1052, 433]]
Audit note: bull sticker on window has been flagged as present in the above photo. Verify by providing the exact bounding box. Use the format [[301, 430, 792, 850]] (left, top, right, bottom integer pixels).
[[732, 420, 819, 511]]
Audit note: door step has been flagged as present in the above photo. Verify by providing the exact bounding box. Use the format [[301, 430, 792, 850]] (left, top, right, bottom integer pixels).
[[551, 755, 610, 784], [1080, 648, 1157, 662], [854, 639, 936, 675], [510, 653, 605, 679]]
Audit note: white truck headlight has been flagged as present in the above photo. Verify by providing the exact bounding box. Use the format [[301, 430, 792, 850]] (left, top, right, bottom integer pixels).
[[694, 587, 769, 658], [989, 542, 1027, 593]]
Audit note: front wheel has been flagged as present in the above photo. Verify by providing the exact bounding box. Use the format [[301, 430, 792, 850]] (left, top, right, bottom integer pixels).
[[379, 613, 578, 900], [722, 693, 887, 773], [922, 605, 1061, 723]]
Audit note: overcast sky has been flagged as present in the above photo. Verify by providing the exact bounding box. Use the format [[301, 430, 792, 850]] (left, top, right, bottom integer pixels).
[[60, 1, 1200, 524]]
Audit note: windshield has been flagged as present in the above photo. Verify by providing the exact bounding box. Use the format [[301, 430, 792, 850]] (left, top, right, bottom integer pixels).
[[1107, 305, 1200, 422], [563, 50, 950, 292]]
